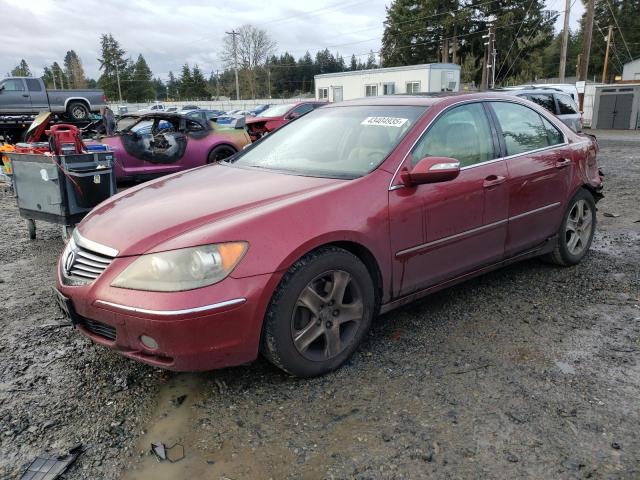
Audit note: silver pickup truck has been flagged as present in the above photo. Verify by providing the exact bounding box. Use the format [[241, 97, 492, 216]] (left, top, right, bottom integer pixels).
[[0, 77, 106, 121]]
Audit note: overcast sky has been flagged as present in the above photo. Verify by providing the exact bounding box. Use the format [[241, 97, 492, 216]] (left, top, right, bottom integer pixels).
[[1, 0, 583, 82]]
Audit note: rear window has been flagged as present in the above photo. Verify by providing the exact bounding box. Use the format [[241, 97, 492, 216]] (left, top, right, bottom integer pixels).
[[25, 79, 42, 92], [556, 94, 578, 115], [524, 94, 555, 113], [491, 102, 552, 156]]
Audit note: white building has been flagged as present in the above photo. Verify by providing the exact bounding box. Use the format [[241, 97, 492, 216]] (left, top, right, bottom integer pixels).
[[622, 58, 640, 81], [314, 63, 461, 102]]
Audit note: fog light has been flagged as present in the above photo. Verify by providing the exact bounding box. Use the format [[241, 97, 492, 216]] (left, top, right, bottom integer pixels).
[[140, 335, 159, 350]]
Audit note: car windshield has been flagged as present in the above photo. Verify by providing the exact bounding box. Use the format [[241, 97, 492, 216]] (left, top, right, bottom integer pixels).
[[260, 104, 294, 117], [233, 105, 426, 179]]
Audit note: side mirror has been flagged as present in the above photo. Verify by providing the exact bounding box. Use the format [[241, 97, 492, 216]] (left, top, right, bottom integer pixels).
[[400, 157, 460, 187], [0, 85, 4, 92]]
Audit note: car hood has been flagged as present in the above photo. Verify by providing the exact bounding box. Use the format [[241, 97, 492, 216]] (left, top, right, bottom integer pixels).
[[77, 164, 344, 256]]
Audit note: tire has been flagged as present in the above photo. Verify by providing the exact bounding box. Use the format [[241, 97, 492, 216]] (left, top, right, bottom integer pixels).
[[260, 246, 375, 378], [66, 101, 90, 121], [545, 188, 596, 266], [207, 145, 236, 164]]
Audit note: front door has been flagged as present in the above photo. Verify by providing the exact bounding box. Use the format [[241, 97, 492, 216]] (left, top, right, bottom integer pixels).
[[0, 78, 31, 112], [333, 87, 343, 103], [389, 102, 509, 297], [488, 101, 571, 256]]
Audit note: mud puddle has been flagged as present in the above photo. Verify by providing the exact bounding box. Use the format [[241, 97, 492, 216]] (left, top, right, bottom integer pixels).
[[121, 373, 210, 480], [121, 371, 294, 479]]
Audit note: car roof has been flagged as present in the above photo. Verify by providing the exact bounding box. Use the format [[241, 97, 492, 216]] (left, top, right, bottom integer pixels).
[[496, 87, 567, 95], [327, 92, 521, 108]]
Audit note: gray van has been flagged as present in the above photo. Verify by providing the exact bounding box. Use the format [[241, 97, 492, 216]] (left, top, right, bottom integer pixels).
[[501, 87, 582, 132]]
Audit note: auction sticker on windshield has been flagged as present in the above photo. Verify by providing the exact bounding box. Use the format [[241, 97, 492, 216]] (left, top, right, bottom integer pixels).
[[361, 117, 408, 127]]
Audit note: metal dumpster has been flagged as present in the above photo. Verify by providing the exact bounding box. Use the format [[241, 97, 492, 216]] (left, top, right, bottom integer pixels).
[[8, 151, 116, 239]]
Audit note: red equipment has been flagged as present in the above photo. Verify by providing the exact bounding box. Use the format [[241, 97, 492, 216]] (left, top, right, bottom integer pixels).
[[46, 124, 85, 155]]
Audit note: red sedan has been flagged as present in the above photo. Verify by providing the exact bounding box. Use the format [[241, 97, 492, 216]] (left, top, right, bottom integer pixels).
[[245, 101, 326, 141], [55, 93, 603, 377]]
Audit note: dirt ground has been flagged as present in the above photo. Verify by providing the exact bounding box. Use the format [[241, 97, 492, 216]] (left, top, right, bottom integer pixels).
[[0, 130, 638, 479]]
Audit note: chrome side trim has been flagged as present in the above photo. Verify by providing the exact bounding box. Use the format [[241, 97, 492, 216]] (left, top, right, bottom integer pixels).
[[94, 298, 246, 316], [509, 202, 561, 221], [396, 219, 508, 257], [74, 230, 119, 258], [395, 201, 562, 257]]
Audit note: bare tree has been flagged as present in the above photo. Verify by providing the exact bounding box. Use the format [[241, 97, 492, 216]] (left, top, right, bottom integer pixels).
[[221, 24, 276, 99]]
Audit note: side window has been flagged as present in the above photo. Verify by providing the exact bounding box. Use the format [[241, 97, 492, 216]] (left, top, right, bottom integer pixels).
[[1, 79, 25, 91], [541, 116, 564, 146], [411, 103, 494, 168], [555, 94, 578, 115], [292, 104, 314, 116], [525, 94, 555, 113], [25, 79, 42, 92], [491, 102, 550, 156], [186, 120, 204, 132]]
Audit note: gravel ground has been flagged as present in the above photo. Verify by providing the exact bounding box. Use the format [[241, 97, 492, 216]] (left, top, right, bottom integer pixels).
[[0, 130, 638, 479]]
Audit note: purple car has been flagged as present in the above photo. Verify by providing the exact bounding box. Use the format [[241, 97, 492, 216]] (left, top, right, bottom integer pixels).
[[100, 112, 251, 181]]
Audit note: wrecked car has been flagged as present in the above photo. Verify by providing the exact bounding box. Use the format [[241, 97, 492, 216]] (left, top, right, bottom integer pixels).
[[99, 112, 250, 181], [245, 101, 326, 141], [55, 93, 603, 378]]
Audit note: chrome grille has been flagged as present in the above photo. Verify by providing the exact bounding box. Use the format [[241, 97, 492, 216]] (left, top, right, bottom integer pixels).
[[61, 231, 118, 285]]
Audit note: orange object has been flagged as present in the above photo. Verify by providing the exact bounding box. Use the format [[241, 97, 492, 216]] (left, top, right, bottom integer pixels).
[[0, 144, 15, 175]]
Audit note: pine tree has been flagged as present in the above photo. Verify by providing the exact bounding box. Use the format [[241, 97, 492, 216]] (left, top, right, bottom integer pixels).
[[98, 33, 129, 100], [64, 50, 86, 88], [191, 65, 209, 99], [10, 59, 31, 76], [349, 54, 358, 71], [178, 64, 193, 99], [128, 54, 155, 102]]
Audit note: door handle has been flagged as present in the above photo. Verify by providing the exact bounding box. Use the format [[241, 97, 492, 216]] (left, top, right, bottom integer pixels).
[[555, 158, 571, 168], [22, 94, 29, 97], [483, 175, 506, 188]]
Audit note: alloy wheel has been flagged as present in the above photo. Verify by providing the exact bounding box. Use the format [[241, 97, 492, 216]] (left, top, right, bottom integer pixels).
[[291, 270, 364, 361], [565, 199, 593, 256]]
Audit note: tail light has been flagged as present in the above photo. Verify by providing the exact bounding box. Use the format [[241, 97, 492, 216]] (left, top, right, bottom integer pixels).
[[101, 95, 108, 103]]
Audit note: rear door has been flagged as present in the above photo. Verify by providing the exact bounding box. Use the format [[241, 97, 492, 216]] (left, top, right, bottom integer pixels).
[[389, 101, 509, 296], [488, 101, 572, 256], [0, 78, 31, 112], [24, 78, 49, 111]]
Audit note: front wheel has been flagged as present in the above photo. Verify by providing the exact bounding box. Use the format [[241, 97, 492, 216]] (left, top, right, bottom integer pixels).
[[545, 188, 596, 266], [260, 247, 375, 377], [207, 145, 236, 164]]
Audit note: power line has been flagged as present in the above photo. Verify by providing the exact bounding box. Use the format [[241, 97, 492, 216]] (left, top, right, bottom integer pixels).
[[494, 0, 538, 80], [603, 0, 633, 61]]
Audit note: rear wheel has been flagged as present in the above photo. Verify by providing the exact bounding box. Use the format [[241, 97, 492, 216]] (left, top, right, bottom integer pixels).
[[260, 247, 374, 377], [66, 101, 90, 121], [545, 188, 596, 266], [207, 145, 236, 164]]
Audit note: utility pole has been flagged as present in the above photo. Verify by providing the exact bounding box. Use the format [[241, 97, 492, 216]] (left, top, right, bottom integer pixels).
[[491, 30, 497, 89], [559, 0, 571, 82], [215, 70, 220, 100], [115, 61, 123, 103], [267, 67, 271, 99], [226, 30, 240, 101], [602, 25, 613, 83], [481, 23, 495, 90], [578, 0, 595, 111]]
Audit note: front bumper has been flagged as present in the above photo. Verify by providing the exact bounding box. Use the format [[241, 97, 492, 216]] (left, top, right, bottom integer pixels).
[[56, 262, 279, 371]]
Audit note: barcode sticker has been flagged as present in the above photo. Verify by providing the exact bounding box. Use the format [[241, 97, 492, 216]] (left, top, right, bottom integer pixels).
[[361, 117, 408, 127]]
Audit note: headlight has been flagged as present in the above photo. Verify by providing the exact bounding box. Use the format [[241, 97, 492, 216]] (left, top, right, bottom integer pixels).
[[111, 242, 248, 292]]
